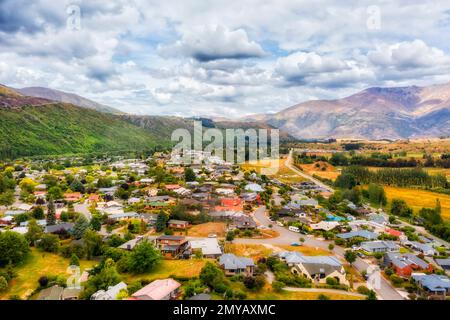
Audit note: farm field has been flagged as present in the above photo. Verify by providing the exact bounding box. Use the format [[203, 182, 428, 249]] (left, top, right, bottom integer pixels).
[[223, 243, 273, 260], [0, 248, 97, 300], [241, 158, 306, 183], [384, 186, 450, 220]]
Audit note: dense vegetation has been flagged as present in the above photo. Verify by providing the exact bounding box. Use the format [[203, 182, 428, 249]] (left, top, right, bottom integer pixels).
[[0, 104, 167, 159]]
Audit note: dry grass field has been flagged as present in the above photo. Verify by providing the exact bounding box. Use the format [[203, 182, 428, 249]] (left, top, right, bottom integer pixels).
[[187, 222, 227, 237], [223, 243, 272, 260], [298, 161, 341, 181], [384, 186, 450, 220], [276, 245, 332, 256], [241, 158, 306, 183]]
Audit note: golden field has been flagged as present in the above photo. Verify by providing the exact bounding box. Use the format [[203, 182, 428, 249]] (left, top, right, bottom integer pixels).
[[241, 158, 306, 183], [384, 186, 450, 220]]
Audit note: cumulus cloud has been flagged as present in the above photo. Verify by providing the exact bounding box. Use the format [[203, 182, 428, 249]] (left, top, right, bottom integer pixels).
[[159, 25, 265, 61]]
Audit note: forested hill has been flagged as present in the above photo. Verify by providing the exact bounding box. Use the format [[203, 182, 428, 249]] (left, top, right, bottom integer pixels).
[[0, 103, 166, 159]]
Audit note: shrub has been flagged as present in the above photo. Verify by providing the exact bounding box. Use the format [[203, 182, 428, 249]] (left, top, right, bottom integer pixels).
[[272, 281, 285, 292], [357, 285, 370, 295], [318, 294, 330, 300], [325, 277, 338, 286], [38, 276, 49, 288], [0, 276, 8, 292]]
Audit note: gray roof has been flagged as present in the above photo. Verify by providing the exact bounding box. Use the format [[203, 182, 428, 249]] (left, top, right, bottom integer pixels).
[[219, 253, 254, 270], [361, 240, 399, 251], [109, 212, 139, 219], [435, 258, 450, 267], [44, 222, 74, 234], [385, 252, 429, 269], [337, 230, 378, 240], [410, 241, 436, 254], [188, 293, 211, 300], [412, 274, 450, 292]]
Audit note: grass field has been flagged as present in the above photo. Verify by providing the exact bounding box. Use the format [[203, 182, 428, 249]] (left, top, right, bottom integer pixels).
[[384, 186, 450, 220], [247, 289, 364, 300], [241, 158, 306, 184], [187, 222, 227, 238], [0, 248, 97, 300], [122, 259, 209, 283]]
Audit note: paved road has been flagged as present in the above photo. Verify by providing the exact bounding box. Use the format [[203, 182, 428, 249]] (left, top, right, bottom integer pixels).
[[237, 206, 404, 300]]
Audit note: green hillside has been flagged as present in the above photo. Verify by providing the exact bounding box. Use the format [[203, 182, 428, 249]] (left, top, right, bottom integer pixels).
[[0, 103, 165, 159]]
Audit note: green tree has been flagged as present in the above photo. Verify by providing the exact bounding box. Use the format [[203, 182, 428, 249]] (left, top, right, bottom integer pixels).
[[184, 168, 196, 182], [70, 253, 80, 266], [226, 231, 235, 242], [31, 206, 45, 219], [0, 231, 30, 266], [25, 219, 43, 245], [87, 258, 121, 291], [199, 262, 224, 288], [72, 215, 90, 239], [47, 186, 63, 200], [156, 211, 168, 232], [334, 173, 356, 189], [367, 184, 387, 206], [0, 190, 14, 206], [46, 199, 56, 226], [344, 250, 357, 266], [36, 234, 60, 253], [127, 241, 161, 274], [83, 230, 104, 259], [390, 199, 413, 218], [90, 215, 102, 231], [0, 276, 8, 292]]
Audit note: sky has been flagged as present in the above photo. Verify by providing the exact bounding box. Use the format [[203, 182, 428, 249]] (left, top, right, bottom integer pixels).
[[1, 0, 450, 117]]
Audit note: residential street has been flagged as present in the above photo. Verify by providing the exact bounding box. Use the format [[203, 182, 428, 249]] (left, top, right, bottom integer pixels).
[[236, 206, 404, 300]]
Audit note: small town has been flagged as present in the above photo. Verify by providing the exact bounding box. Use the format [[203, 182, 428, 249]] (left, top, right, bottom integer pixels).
[[0, 148, 449, 301]]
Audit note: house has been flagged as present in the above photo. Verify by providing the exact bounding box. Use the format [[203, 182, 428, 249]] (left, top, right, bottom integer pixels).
[[219, 253, 255, 276], [278, 251, 308, 265], [412, 273, 450, 296], [88, 194, 101, 203], [109, 212, 139, 221], [44, 222, 74, 234], [241, 192, 259, 203], [131, 278, 181, 300], [64, 192, 82, 202], [384, 252, 433, 277], [231, 216, 257, 230], [337, 230, 379, 241], [0, 215, 14, 226], [15, 203, 33, 211], [435, 258, 450, 271], [215, 198, 243, 212], [118, 236, 147, 251], [139, 213, 158, 226], [167, 219, 190, 229], [190, 238, 222, 258], [37, 285, 64, 300], [360, 240, 399, 253], [290, 255, 349, 286], [62, 288, 82, 300], [409, 241, 437, 256], [155, 235, 190, 259], [309, 221, 340, 231], [385, 228, 404, 238], [244, 183, 264, 193], [368, 214, 388, 225], [91, 282, 127, 300], [165, 184, 181, 191]]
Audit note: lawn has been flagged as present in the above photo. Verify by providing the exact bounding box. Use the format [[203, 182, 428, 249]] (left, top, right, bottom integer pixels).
[[248, 289, 364, 300], [188, 222, 227, 238], [241, 158, 306, 184], [0, 248, 97, 300], [384, 186, 450, 220], [121, 259, 209, 283]]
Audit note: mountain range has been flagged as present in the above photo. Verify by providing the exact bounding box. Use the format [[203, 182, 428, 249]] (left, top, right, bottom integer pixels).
[[240, 83, 450, 140], [1, 81, 449, 158]]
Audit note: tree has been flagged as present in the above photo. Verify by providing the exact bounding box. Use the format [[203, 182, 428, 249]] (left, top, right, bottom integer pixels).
[[334, 173, 356, 189], [199, 262, 224, 288], [26, 219, 43, 245], [36, 234, 60, 252], [31, 206, 45, 219], [72, 215, 90, 239], [87, 258, 121, 291], [0, 276, 8, 292], [46, 199, 56, 226], [390, 199, 413, 218], [90, 215, 102, 231], [127, 241, 161, 274], [184, 168, 196, 182], [328, 243, 335, 251], [83, 230, 104, 259], [226, 231, 235, 242], [0, 231, 30, 266], [367, 184, 387, 206], [344, 250, 357, 266], [47, 186, 63, 200], [70, 253, 80, 266], [155, 211, 168, 232], [0, 191, 14, 206], [19, 178, 37, 193]]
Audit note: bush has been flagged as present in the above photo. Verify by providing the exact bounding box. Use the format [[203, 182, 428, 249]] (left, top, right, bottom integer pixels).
[[272, 281, 285, 292], [357, 285, 370, 295], [318, 294, 330, 300], [38, 276, 49, 288], [0, 231, 30, 266], [36, 234, 60, 253], [325, 277, 339, 286], [0, 276, 8, 292], [390, 274, 404, 286]]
